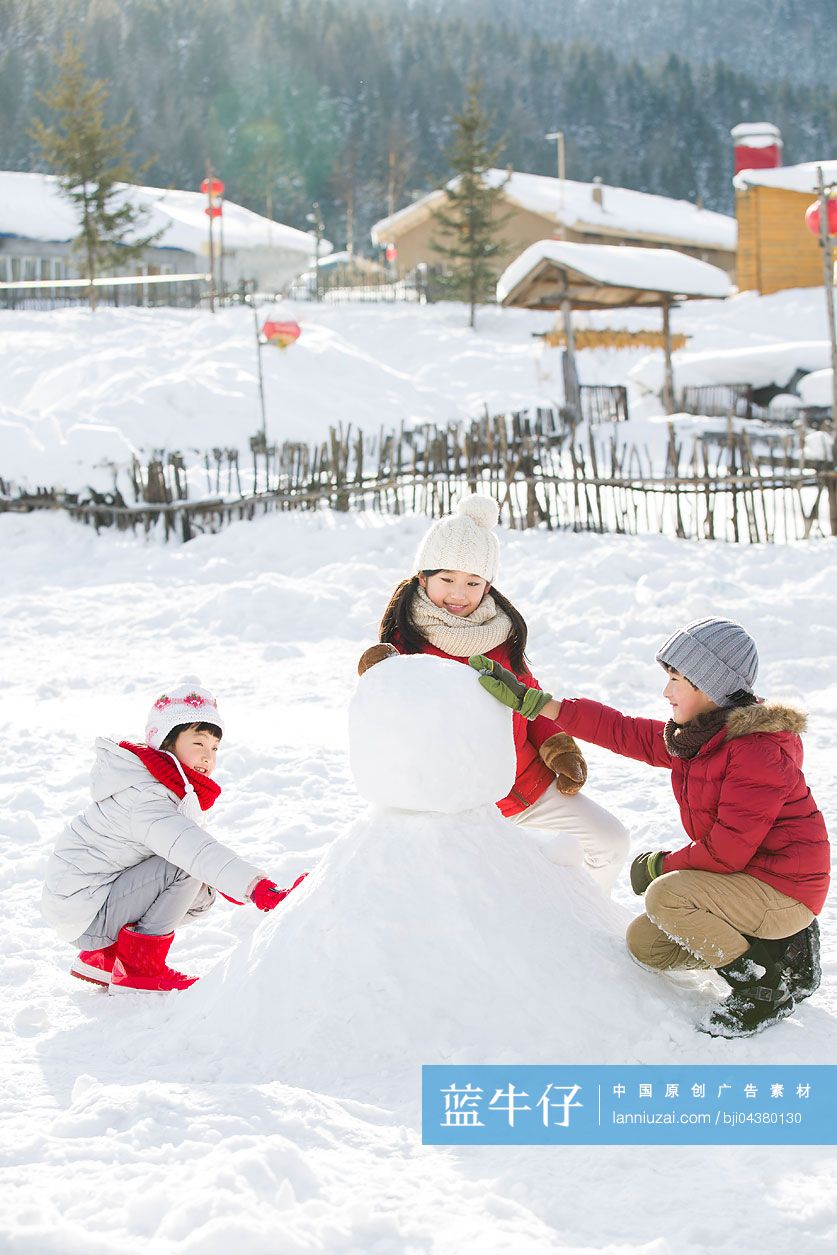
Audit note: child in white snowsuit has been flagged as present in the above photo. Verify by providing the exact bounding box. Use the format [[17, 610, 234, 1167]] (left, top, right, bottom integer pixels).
[[42, 678, 305, 993]]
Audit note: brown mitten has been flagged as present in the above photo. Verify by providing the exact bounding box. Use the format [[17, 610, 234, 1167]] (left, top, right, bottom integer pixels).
[[357, 642, 399, 676], [539, 733, 588, 796]]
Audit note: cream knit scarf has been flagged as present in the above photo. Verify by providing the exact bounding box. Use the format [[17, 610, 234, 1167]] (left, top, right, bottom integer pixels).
[[410, 586, 513, 658]]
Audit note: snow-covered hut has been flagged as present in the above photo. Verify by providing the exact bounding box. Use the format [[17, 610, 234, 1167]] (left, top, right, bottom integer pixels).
[[497, 240, 732, 413]]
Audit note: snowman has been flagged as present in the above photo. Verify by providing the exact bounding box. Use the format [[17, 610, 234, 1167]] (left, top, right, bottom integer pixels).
[[171, 652, 682, 1106]]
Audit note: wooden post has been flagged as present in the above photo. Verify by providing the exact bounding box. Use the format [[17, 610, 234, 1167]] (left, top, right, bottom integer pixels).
[[252, 301, 268, 441], [661, 297, 675, 414], [560, 287, 580, 420]]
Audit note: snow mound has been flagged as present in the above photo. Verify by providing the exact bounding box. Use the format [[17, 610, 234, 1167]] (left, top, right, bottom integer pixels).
[[629, 340, 832, 396], [798, 368, 833, 407], [166, 803, 661, 1103], [349, 653, 515, 812]]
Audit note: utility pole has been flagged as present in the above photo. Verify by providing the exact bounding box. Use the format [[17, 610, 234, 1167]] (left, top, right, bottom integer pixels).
[[306, 202, 324, 301], [219, 193, 225, 298], [545, 130, 566, 209], [814, 167, 837, 432], [815, 166, 837, 535], [205, 162, 216, 313]]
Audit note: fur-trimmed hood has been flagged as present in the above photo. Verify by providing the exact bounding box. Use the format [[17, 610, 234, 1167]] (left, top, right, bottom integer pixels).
[[725, 702, 807, 740]]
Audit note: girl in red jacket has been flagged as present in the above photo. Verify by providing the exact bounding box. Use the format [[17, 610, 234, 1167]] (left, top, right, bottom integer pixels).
[[471, 615, 829, 1039], [365, 494, 628, 892]]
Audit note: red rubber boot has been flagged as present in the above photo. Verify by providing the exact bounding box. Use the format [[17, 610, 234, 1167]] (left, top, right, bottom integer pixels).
[[70, 943, 118, 987], [109, 926, 198, 994]]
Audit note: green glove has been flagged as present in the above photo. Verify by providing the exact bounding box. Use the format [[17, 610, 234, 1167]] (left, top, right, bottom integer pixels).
[[468, 654, 553, 720], [629, 850, 666, 895]]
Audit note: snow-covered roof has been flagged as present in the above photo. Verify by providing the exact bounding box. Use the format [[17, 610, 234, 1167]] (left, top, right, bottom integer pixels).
[[497, 240, 732, 309], [0, 171, 323, 257], [372, 169, 737, 252], [629, 340, 832, 396], [733, 160, 837, 194]]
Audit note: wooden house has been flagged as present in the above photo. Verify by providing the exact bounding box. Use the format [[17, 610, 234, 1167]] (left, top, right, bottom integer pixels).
[[734, 161, 837, 295], [371, 170, 736, 283]]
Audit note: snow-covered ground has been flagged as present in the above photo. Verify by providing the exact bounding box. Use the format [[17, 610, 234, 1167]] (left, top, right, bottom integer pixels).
[[1, 287, 833, 495], [1, 506, 835, 1253]]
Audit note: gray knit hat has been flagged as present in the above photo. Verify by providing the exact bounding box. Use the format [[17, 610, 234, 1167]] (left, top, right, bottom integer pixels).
[[655, 617, 759, 707]]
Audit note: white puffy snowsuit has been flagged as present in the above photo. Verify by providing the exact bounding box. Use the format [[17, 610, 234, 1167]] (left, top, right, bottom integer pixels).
[[42, 738, 264, 942]]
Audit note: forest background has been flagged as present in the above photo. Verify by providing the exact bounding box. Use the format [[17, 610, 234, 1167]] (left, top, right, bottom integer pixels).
[[1, 0, 836, 254]]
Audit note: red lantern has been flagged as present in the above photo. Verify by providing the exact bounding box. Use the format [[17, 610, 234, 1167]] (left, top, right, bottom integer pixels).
[[262, 319, 302, 349], [204, 204, 223, 218], [385, 242, 397, 263], [200, 177, 225, 197], [804, 198, 837, 237]]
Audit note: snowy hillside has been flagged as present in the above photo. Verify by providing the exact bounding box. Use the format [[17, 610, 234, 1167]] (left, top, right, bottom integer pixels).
[[1, 506, 835, 1252], [1, 287, 833, 495]]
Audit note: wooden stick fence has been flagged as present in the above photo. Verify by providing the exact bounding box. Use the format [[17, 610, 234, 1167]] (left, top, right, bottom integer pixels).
[[2, 407, 836, 544]]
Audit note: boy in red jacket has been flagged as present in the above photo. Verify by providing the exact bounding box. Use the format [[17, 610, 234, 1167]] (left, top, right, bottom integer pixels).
[[470, 616, 829, 1039]]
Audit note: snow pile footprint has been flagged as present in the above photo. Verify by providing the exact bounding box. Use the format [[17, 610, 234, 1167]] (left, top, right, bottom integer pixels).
[[154, 654, 702, 1107]]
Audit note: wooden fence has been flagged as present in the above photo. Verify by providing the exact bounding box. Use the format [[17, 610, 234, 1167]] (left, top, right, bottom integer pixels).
[[2, 406, 836, 544], [679, 383, 830, 428]]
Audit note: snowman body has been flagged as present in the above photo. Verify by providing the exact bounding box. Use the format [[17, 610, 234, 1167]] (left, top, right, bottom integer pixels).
[[349, 652, 516, 814]]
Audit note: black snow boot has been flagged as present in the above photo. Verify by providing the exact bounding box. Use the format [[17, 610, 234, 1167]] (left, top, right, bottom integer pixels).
[[753, 921, 821, 1003], [698, 940, 793, 1039]]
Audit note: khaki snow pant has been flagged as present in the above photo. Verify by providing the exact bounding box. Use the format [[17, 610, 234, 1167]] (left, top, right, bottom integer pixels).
[[626, 869, 814, 971]]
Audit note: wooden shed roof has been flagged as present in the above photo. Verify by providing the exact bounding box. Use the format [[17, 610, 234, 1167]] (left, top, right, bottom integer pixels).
[[497, 240, 732, 310]]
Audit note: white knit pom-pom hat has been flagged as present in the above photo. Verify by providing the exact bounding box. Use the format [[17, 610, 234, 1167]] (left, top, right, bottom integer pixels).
[[144, 676, 224, 749], [414, 494, 501, 583]]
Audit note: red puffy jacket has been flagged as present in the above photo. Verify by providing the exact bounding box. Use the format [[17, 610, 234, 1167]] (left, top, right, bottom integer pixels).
[[557, 697, 830, 913], [390, 633, 555, 816]]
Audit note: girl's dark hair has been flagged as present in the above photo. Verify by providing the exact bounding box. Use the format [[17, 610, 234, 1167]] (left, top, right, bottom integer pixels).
[[379, 571, 529, 673], [160, 722, 223, 752]]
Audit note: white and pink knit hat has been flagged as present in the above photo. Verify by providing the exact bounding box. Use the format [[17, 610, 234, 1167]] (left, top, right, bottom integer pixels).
[[144, 677, 224, 749]]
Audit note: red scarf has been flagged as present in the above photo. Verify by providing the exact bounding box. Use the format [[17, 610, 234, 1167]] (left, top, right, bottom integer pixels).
[[119, 741, 221, 811]]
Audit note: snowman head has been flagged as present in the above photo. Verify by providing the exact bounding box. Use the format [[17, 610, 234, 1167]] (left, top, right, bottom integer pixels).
[[349, 653, 516, 813]]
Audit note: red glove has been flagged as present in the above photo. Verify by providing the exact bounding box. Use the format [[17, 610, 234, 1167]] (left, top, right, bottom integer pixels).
[[250, 872, 308, 912]]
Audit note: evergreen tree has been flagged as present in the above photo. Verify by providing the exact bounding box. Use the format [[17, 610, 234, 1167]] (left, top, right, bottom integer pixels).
[[431, 78, 512, 328], [30, 33, 161, 309]]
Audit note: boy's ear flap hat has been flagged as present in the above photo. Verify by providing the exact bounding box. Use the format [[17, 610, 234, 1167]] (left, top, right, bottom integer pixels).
[[414, 494, 501, 583], [655, 617, 759, 707], [145, 676, 224, 749]]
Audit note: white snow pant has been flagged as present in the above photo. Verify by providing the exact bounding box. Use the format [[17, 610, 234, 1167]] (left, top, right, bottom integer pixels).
[[72, 856, 215, 948], [511, 786, 630, 894]]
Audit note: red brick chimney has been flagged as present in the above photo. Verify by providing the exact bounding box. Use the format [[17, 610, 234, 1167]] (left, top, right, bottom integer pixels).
[[731, 122, 782, 175]]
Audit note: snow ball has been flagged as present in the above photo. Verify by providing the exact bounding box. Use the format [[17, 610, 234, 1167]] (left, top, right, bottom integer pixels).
[[348, 653, 515, 813]]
